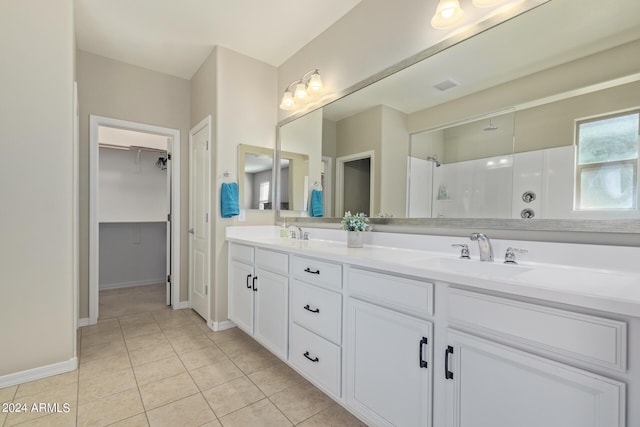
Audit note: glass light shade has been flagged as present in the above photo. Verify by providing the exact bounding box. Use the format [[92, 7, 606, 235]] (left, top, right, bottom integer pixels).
[[294, 82, 308, 99], [279, 91, 295, 110], [308, 72, 323, 92], [472, 0, 505, 7], [431, 0, 464, 29]]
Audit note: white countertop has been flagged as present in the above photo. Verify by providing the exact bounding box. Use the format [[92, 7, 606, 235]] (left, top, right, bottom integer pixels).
[[226, 226, 640, 318]]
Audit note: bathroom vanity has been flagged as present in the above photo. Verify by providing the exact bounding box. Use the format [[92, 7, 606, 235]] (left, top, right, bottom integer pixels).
[[226, 226, 639, 427]]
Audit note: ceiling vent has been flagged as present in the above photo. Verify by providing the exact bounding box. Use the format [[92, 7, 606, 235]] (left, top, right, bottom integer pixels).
[[433, 79, 459, 91]]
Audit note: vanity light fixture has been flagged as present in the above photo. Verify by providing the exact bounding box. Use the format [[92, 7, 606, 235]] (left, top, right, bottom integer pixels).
[[431, 0, 464, 29], [279, 69, 324, 110]]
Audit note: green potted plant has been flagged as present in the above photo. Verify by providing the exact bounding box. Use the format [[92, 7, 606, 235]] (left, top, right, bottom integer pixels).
[[341, 211, 372, 248]]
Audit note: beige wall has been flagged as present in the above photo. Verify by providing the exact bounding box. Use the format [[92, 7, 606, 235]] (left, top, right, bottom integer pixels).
[[191, 47, 277, 323], [380, 106, 409, 217], [76, 51, 191, 317], [322, 119, 337, 216], [0, 0, 75, 375]]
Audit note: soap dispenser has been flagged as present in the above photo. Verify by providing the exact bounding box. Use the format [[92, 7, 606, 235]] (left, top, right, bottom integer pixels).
[[280, 218, 289, 238]]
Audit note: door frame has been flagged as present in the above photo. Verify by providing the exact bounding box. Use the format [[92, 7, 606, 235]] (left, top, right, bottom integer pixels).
[[89, 115, 181, 325], [188, 116, 212, 323], [336, 150, 375, 217]]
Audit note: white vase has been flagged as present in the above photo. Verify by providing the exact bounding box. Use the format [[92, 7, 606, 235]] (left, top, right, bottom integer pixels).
[[347, 231, 364, 248]]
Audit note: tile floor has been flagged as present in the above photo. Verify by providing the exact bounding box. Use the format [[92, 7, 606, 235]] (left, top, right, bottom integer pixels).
[[0, 285, 366, 427]]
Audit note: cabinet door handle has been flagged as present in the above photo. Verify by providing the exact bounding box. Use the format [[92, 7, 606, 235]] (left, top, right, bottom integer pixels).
[[445, 345, 454, 380], [303, 351, 319, 363], [419, 337, 428, 368], [304, 267, 320, 275], [246, 274, 252, 289], [303, 304, 320, 314], [252, 276, 258, 292]]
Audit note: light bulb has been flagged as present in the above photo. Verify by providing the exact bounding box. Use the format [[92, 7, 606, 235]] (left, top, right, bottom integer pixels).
[[431, 0, 464, 29], [308, 72, 323, 92], [279, 92, 295, 110], [294, 82, 308, 99]]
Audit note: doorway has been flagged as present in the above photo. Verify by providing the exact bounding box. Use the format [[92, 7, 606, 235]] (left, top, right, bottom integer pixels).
[[336, 151, 375, 217], [89, 116, 181, 325]]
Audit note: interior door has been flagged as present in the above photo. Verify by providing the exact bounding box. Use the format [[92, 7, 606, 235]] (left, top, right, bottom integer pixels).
[[189, 124, 209, 319], [166, 137, 172, 306]]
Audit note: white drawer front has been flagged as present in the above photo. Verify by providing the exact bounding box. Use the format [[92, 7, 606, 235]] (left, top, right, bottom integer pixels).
[[291, 280, 342, 345], [447, 288, 627, 371], [290, 323, 341, 397], [348, 268, 434, 318], [230, 243, 254, 264], [292, 256, 342, 291], [255, 247, 288, 275]]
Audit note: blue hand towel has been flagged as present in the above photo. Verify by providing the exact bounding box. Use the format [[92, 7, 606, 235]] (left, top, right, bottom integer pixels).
[[310, 189, 323, 217], [221, 182, 240, 218]]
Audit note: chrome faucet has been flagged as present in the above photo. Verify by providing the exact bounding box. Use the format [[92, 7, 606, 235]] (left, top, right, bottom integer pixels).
[[470, 232, 493, 262], [287, 224, 303, 240]]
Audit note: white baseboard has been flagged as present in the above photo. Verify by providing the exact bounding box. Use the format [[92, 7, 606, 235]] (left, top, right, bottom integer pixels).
[[78, 318, 90, 328], [0, 357, 77, 388], [173, 300, 191, 310], [99, 279, 165, 291], [210, 320, 236, 331]]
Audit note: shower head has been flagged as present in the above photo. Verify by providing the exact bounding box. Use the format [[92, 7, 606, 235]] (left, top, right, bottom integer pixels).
[[484, 119, 498, 131], [426, 155, 441, 167]]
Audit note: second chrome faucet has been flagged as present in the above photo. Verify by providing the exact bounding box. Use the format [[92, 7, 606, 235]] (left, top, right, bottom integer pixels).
[[470, 232, 493, 262]]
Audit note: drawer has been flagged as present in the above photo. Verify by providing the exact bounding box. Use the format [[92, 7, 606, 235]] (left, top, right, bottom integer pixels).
[[447, 288, 627, 371], [290, 323, 341, 397], [255, 247, 288, 275], [348, 268, 434, 318], [291, 280, 342, 344], [292, 256, 342, 291], [230, 243, 254, 264]]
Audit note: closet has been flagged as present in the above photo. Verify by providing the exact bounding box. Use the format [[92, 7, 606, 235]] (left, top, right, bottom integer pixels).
[[97, 126, 170, 310]]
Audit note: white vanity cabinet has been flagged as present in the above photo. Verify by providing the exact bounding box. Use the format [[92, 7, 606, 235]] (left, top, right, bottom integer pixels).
[[228, 243, 289, 360], [345, 268, 434, 427], [288, 255, 343, 398], [444, 288, 627, 427], [444, 329, 625, 427]]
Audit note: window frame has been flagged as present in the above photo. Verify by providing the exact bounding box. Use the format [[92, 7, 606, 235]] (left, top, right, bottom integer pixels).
[[575, 109, 640, 211]]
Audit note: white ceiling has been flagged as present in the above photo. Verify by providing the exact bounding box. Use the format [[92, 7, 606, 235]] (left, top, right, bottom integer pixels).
[[75, 0, 361, 79]]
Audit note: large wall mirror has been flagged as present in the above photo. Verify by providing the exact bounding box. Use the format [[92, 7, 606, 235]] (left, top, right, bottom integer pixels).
[[277, 0, 640, 233]]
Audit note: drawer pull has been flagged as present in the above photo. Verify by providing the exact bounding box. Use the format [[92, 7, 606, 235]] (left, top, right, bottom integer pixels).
[[419, 337, 428, 368], [445, 345, 454, 380], [303, 304, 320, 314], [252, 276, 258, 292], [303, 351, 319, 363], [304, 267, 320, 275], [246, 274, 252, 289]]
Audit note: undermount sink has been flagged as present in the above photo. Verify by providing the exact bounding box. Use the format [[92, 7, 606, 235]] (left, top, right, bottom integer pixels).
[[427, 257, 532, 278]]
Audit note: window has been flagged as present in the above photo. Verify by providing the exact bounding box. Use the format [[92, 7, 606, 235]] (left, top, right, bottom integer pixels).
[[258, 181, 270, 210], [576, 111, 639, 210]]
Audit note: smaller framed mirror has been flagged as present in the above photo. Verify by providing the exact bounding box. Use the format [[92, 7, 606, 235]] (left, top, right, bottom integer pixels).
[[238, 144, 275, 210]]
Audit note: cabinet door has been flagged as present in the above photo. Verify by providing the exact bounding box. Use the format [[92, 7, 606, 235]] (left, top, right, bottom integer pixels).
[[346, 299, 432, 427], [254, 268, 288, 360], [445, 329, 625, 427], [229, 260, 254, 334]]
